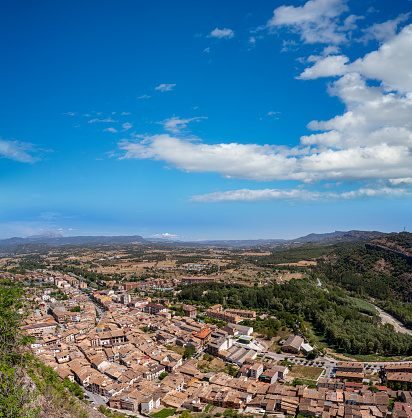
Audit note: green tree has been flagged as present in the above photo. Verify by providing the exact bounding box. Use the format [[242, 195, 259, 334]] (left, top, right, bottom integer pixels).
[[0, 284, 39, 417], [183, 345, 196, 359]]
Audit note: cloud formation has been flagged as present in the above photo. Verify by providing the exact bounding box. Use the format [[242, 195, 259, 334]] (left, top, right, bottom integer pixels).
[[0, 139, 41, 163], [155, 84, 176, 92], [191, 186, 410, 203], [104, 127, 118, 133], [159, 116, 207, 134], [209, 28, 235, 39], [267, 0, 350, 44], [150, 232, 179, 239], [122, 122, 133, 131], [88, 117, 118, 123]]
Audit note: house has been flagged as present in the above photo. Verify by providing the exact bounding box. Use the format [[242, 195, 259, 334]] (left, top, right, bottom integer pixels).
[[182, 304, 197, 318], [259, 369, 278, 384], [145, 303, 167, 315], [207, 336, 233, 356], [250, 363, 264, 380], [193, 328, 212, 346], [141, 395, 161, 413], [270, 365, 288, 379], [282, 335, 304, 354]]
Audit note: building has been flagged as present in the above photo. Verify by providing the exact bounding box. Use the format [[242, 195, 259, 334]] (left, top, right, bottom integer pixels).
[[20, 321, 58, 337], [193, 327, 212, 346], [207, 336, 233, 356], [259, 369, 278, 384], [182, 304, 197, 318], [121, 293, 131, 305], [206, 305, 241, 324], [144, 303, 167, 315], [225, 309, 256, 319], [250, 363, 263, 380], [181, 276, 215, 285], [337, 361, 363, 374], [282, 335, 304, 354]]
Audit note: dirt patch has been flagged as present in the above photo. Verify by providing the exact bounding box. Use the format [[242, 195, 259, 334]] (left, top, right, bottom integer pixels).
[[198, 357, 227, 373], [288, 365, 324, 380]]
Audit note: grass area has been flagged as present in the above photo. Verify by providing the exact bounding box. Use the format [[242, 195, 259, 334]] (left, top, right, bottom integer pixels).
[[292, 378, 318, 388], [166, 345, 186, 356], [204, 404, 213, 413], [151, 408, 177, 418], [288, 365, 324, 380], [349, 297, 378, 316]]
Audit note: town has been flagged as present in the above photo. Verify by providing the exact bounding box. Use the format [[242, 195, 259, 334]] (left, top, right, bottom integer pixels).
[[4, 264, 412, 418]]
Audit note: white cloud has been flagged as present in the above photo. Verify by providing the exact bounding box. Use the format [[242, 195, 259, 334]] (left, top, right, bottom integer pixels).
[[351, 24, 412, 93], [104, 127, 118, 133], [138, 94, 151, 99], [159, 116, 207, 134], [88, 118, 118, 123], [63, 112, 76, 116], [118, 134, 412, 183], [321, 45, 341, 55], [268, 111, 280, 116], [267, 0, 350, 44], [203, 47, 210, 53], [122, 122, 133, 131], [150, 232, 179, 239], [361, 13, 410, 43], [155, 84, 176, 92], [191, 186, 411, 203], [121, 112, 131, 116], [0, 139, 40, 163], [299, 24, 412, 92], [298, 54, 349, 79], [209, 28, 235, 39]]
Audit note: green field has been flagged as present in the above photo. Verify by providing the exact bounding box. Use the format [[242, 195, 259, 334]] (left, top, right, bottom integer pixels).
[[349, 297, 378, 316], [151, 408, 177, 418]]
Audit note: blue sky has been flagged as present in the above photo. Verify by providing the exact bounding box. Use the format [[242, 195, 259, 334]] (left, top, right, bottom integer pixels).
[[1, 0, 412, 240]]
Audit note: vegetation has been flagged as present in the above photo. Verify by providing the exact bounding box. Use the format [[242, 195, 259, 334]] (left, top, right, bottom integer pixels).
[[183, 345, 196, 359], [0, 281, 90, 417], [0, 284, 39, 417], [151, 408, 177, 418], [178, 279, 412, 355], [246, 243, 336, 266], [317, 234, 412, 326]]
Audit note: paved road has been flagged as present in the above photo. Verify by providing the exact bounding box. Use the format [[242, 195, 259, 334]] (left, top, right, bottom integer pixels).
[[83, 388, 107, 405]]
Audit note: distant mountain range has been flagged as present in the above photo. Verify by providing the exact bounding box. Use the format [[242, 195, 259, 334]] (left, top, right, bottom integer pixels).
[[0, 233, 147, 246], [0, 229, 387, 248]]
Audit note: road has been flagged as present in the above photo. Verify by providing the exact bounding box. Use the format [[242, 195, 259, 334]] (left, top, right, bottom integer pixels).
[[83, 388, 107, 405], [80, 290, 104, 321]]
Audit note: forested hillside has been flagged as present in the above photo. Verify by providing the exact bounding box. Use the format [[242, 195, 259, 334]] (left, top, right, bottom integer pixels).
[[317, 232, 412, 327], [177, 280, 412, 355]]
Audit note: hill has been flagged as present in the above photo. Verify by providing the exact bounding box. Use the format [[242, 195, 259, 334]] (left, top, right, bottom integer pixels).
[[0, 234, 147, 247], [187, 230, 386, 248], [318, 232, 412, 327]]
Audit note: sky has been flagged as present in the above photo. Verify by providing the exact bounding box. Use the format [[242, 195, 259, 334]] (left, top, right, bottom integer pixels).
[[1, 0, 412, 240]]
